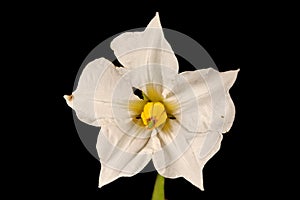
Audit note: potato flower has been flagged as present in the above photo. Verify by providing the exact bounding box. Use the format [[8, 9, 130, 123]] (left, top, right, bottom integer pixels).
[[64, 13, 239, 191]]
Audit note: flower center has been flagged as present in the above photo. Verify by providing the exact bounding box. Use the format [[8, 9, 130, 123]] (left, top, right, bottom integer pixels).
[[141, 102, 167, 130]]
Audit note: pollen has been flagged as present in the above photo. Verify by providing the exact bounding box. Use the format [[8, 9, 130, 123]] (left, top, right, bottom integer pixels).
[[141, 102, 167, 129]]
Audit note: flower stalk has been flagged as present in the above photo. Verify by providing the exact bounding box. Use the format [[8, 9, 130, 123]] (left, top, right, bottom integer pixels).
[[151, 174, 165, 200]]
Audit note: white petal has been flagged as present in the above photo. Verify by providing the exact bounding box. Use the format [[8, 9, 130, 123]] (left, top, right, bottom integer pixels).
[[152, 120, 197, 170], [167, 68, 239, 134], [111, 12, 179, 73], [65, 58, 124, 126], [155, 143, 205, 190], [96, 122, 152, 187], [152, 121, 223, 191], [162, 68, 238, 160]]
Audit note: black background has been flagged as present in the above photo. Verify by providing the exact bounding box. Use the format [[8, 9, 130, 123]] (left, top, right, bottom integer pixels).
[[6, 1, 283, 199]]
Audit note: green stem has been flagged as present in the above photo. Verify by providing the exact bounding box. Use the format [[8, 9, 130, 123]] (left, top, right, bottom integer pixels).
[[151, 174, 165, 200]]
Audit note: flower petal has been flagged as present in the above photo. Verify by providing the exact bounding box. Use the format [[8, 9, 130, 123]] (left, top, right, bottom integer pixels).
[[110, 12, 179, 73], [151, 120, 197, 170], [96, 122, 153, 187], [64, 58, 124, 126], [167, 68, 239, 134], [156, 134, 222, 191], [162, 68, 238, 162], [152, 120, 222, 190]]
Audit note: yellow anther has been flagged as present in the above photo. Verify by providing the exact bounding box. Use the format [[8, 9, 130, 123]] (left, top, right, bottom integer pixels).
[[141, 102, 167, 129]]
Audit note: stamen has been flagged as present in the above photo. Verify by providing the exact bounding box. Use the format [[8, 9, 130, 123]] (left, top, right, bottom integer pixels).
[[141, 102, 167, 129]]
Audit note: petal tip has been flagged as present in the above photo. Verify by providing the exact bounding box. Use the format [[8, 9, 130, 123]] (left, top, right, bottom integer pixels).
[[148, 12, 162, 28], [63, 94, 73, 108], [200, 185, 205, 191], [221, 69, 240, 90], [98, 182, 105, 189], [155, 12, 159, 18]]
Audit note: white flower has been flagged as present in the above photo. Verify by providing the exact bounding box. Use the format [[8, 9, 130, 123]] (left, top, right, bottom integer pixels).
[[64, 12, 239, 191]]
